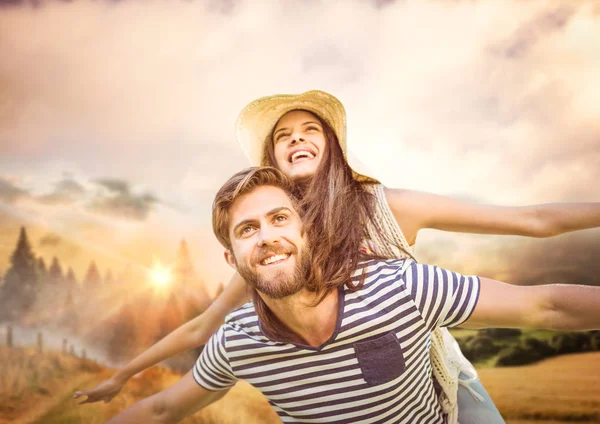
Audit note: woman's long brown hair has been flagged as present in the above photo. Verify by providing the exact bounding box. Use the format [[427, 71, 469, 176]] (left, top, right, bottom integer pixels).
[[263, 111, 379, 304]]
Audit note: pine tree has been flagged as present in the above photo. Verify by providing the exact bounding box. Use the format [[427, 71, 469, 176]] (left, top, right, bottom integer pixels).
[[157, 292, 182, 341], [104, 269, 114, 284], [9, 227, 38, 282], [174, 239, 211, 310], [65, 289, 74, 308], [0, 227, 39, 319], [66, 267, 77, 285], [174, 240, 197, 285], [58, 276, 80, 332], [84, 261, 102, 288], [49, 256, 64, 282], [37, 257, 47, 281], [107, 302, 139, 362]]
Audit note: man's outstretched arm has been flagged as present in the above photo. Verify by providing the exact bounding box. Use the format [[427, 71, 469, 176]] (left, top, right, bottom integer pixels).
[[462, 277, 600, 331], [106, 370, 229, 424]]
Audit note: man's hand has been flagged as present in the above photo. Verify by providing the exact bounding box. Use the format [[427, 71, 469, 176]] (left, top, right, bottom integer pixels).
[[73, 375, 126, 404]]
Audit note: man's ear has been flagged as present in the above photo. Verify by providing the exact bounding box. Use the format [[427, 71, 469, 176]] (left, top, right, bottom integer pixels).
[[224, 250, 237, 270]]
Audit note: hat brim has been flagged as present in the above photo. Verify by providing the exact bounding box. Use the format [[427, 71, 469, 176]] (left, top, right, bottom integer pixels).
[[235, 90, 378, 183]]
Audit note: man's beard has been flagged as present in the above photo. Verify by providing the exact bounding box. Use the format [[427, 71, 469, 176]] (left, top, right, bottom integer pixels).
[[236, 245, 312, 299]]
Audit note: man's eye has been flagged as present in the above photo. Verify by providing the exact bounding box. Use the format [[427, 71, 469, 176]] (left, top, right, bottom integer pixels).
[[274, 215, 287, 223], [240, 226, 254, 235]]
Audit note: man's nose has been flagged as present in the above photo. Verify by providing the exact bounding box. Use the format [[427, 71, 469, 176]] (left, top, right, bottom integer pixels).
[[257, 226, 279, 247]]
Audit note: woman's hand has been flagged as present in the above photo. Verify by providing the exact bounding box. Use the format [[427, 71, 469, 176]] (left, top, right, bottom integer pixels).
[[73, 375, 127, 404], [385, 187, 600, 243]]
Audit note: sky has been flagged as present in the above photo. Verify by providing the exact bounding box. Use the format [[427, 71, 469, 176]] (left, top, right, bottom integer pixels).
[[1, 0, 599, 292]]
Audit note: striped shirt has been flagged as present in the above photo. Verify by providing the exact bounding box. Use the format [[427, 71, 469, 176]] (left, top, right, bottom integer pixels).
[[193, 259, 480, 423]]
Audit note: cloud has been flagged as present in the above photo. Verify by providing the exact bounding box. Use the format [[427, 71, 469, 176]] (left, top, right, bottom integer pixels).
[[493, 5, 576, 59], [37, 177, 86, 205], [0, 177, 29, 203], [88, 178, 159, 221], [31, 176, 163, 222], [39, 233, 61, 247], [95, 179, 130, 195], [0, 0, 599, 282]]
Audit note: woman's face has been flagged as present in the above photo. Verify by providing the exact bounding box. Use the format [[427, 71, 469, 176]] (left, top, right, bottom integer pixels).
[[272, 110, 327, 179]]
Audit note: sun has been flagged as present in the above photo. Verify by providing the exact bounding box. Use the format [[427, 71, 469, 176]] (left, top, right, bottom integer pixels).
[[148, 262, 173, 287]]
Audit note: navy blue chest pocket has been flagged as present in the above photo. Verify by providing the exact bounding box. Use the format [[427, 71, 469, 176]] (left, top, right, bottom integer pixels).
[[354, 332, 406, 386]]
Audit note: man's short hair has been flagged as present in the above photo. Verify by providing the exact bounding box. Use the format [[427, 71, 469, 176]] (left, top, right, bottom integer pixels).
[[212, 167, 297, 250]]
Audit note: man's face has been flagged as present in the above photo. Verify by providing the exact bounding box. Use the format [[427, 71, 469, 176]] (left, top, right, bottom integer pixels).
[[225, 185, 310, 299]]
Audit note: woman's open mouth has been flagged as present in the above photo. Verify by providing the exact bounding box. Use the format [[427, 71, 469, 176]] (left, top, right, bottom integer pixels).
[[288, 149, 316, 164]]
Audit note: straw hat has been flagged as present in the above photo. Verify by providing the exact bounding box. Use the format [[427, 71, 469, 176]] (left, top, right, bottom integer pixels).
[[235, 90, 377, 183]]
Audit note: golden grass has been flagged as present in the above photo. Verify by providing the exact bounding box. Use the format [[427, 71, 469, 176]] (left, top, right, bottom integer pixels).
[[479, 352, 600, 423], [0, 348, 278, 424], [3, 346, 599, 423], [0, 346, 103, 424], [97, 367, 280, 424]]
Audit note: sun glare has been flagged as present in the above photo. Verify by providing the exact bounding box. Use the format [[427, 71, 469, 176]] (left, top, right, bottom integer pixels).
[[148, 262, 173, 287]]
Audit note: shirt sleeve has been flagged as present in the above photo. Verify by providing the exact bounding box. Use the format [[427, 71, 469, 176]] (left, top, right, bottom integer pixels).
[[193, 326, 238, 391], [402, 261, 480, 330]]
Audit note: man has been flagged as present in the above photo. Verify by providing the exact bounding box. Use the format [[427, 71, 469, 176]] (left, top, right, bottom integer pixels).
[[108, 167, 600, 424]]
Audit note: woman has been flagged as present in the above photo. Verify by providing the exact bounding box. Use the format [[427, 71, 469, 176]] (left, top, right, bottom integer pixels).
[[75, 90, 600, 423]]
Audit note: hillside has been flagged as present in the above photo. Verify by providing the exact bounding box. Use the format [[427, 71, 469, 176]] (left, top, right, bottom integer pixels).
[[0, 346, 278, 424], [0, 346, 105, 424], [1, 347, 598, 423]]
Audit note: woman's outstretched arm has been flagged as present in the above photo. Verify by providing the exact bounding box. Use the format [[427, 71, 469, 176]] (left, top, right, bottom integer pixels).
[[73, 272, 248, 404], [384, 188, 600, 245]]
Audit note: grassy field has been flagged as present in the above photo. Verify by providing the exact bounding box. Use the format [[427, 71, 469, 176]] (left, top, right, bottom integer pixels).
[[0, 346, 105, 424], [480, 351, 600, 424], [35, 368, 279, 424], [0, 346, 278, 424], [1, 346, 599, 423]]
